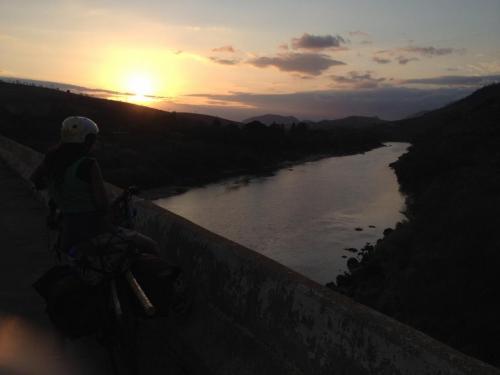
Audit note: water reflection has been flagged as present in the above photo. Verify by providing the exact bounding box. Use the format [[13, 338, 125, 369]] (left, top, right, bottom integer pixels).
[[156, 143, 409, 284]]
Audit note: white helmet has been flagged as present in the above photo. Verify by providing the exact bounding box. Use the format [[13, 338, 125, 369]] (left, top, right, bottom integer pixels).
[[61, 116, 99, 143]]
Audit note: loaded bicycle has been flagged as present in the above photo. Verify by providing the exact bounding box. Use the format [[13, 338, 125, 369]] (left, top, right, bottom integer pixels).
[[35, 186, 190, 375]]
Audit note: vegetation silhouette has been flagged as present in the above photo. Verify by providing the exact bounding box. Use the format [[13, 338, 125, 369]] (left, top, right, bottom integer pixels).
[[330, 83, 500, 366], [0, 81, 382, 190]]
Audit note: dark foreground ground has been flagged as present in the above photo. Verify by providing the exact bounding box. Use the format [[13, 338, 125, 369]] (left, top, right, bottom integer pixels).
[[0, 160, 199, 375]]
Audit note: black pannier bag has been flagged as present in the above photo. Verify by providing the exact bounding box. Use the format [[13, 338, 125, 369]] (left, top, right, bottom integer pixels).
[[130, 253, 182, 317], [33, 265, 102, 338]]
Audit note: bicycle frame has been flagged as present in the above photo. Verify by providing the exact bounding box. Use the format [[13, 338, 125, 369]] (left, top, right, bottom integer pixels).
[[46, 185, 157, 322]]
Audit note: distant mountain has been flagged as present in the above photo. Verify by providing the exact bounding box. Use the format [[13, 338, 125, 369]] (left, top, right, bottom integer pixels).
[[313, 116, 388, 130], [243, 114, 300, 126], [404, 110, 429, 119]]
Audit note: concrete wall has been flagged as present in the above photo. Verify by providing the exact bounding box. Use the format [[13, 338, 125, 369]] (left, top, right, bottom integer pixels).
[[1, 134, 498, 375]]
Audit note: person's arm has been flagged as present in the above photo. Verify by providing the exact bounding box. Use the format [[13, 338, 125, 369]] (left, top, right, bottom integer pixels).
[[30, 161, 48, 190]]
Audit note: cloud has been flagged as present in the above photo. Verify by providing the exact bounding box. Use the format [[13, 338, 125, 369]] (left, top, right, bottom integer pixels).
[[212, 45, 236, 53], [291, 33, 346, 50], [404, 74, 500, 86], [182, 86, 475, 121], [372, 45, 463, 65], [0, 68, 16, 77], [397, 56, 419, 65], [348, 31, 372, 45], [209, 56, 240, 65], [248, 52, 345, 76], [373, 56, 391, 64], [207, 99, 236, 106], [331, 71, 386, 89], [465, 61, 500, 75], [348, 31, 370, 37], [0, 77, 170, 99], [400, 46, 463, 57]]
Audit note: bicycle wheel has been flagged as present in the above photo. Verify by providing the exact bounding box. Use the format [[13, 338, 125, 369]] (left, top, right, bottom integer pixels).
[[106, 278, 139, 375]]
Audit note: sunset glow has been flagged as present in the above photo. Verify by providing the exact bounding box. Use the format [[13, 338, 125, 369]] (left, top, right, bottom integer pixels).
[[0, 0, 499, 120], [127, 74, 153, 97], [92, 46, 186, 104], [123, 73, 154, 103]]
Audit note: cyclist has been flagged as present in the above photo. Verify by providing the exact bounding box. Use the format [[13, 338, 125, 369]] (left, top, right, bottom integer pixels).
[[30, 116, 158, 256]]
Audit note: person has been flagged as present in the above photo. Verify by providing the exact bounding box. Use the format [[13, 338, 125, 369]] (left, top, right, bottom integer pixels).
[[31, 117, 189, 324], [30, 116, 158, 258]]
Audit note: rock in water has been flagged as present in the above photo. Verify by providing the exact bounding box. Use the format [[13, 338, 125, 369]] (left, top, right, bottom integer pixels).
[[347, 257, 360, 271]]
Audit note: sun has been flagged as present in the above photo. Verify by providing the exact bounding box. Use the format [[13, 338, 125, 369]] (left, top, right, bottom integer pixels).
[[126, 73, 154, 102]]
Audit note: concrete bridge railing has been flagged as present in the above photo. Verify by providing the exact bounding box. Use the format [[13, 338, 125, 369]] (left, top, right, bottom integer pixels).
[[1, 133, 498, 375]]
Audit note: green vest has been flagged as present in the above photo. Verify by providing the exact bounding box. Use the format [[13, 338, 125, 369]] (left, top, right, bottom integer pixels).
[[49, 157, 97, 214]]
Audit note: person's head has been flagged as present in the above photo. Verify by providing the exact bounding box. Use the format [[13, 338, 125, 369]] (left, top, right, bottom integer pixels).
[[60, 116, 99, 153], [46, 117, 100, 185]]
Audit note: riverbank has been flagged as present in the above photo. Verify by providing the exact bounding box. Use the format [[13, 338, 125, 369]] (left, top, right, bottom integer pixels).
[[329, 83, 500, 367], [143, 144, 385, 200]]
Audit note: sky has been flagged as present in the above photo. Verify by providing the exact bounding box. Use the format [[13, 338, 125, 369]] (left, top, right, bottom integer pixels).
[[1, 0, 500, 121]]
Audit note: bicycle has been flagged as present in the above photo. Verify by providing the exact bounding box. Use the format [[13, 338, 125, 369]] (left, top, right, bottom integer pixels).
[[40, 186, 189, 375], [82, 226, 155, 375]]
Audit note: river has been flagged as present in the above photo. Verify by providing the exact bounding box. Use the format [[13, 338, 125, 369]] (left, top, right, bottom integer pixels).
[[155, 143, 409, 285]]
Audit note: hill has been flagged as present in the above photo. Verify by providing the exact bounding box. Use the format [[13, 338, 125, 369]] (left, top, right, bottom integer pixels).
[[330, 83, 500, 366], [243, 114, 300, 126], [0, 81, 382, 190], [313, 116, 388, 130], [378, 84, 500, 141]]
